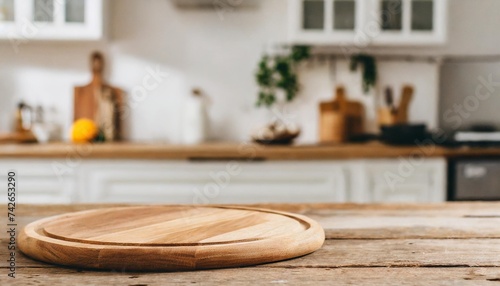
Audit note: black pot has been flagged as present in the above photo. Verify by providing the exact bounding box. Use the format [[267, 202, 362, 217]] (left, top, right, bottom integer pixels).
[[380, 124, 428, 146]]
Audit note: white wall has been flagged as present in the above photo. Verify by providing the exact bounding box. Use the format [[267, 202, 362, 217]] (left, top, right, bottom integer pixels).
[[436, 0, 500, 132], [0, 0, 491, 143], [440, 62, 500, 132]]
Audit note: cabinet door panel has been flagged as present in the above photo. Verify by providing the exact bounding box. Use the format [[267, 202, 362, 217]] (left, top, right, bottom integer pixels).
[[411, 0, 433, 31], [380, 0, 403, 31], [81, 161, 347, 204], [333, 0, 356, 30], [0, 160, 76, 204], [370, 0, 447, 45], [33, 0, 54, 22], [0, 0, 15, 22], [289, 0, 361, 44], [65, 0, 85, 23], [303, 0, 325, 30], [350, 159, 446, 203]]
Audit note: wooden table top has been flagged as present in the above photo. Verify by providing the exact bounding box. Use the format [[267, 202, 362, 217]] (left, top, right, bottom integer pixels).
[[1, 142, 500, 160], [3, 203, 500, 285]]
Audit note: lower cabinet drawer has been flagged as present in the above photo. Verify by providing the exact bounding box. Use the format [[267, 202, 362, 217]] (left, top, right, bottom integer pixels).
[[0, 160, 76, 204], [80, 161, 348, 204], [0, 158, 447, 204], [358, 158, 447, 203]]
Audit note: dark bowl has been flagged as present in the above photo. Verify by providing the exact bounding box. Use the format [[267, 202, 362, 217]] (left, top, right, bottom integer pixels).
[[380, 124, 428, 145], [253, 138, 296, 145]]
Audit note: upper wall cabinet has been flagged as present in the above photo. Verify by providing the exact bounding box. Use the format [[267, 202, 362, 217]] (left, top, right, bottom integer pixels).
[[0, 0, 103, 41], [288, 0, 447, 46], [288, 0, 364, 45], [369, 0, 447, 45]]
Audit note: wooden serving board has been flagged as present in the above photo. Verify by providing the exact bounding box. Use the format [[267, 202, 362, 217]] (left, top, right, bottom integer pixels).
[[0, 131, 37, 144], [19, 206, 324, 272], [74, 52, 124, 141]]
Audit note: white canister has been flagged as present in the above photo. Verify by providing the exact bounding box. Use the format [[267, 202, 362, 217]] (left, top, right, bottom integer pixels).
[[182, 88, 208, 144]]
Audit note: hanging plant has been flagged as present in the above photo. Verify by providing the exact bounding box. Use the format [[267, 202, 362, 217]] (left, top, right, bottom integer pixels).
[[350, 54, 377, 94], [255, 46, 311, 108]]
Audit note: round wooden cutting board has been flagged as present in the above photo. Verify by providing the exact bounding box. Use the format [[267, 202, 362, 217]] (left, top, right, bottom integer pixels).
[[19, 206, 325, 271]]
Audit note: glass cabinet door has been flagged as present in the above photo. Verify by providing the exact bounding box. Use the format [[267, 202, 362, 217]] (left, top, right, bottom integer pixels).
[[33, 0, 55, 22], [33, 0, 87, 24], [303, 0, 325, 30], [333, 0, 355, 30], [380, 0, 403, 31], [301, 0, 358, 32], [411, 0, 433, 31], [378, 0, 435, 32], [0, 0, 102, 40], [65, 0, 85, 23], [294, 0, 359, 44], [0, 0, 14, 22]]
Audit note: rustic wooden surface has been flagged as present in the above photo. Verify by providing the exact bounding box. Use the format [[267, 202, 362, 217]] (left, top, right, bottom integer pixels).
[[18, 206, 324, 271], [1, 142, 500, 160], [2, 203, 500, 285]]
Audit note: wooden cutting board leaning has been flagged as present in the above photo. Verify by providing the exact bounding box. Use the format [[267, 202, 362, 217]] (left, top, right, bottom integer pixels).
[[319, 86, 365, 143], [18, 206, 325, 271], [74, 52, 124, 141]]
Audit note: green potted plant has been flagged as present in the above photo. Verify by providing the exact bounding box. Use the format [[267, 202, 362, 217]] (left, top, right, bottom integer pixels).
[[253, 45, 310, 144], [255, 45, 311, 107]]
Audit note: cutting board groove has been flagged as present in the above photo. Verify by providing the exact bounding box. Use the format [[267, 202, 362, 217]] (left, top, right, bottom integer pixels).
[[19, 206, 324, 271]]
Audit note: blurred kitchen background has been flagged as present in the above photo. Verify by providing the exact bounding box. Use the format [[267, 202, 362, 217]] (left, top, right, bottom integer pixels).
[[1, 0, 500, 204], [3, 0, 500, 142]]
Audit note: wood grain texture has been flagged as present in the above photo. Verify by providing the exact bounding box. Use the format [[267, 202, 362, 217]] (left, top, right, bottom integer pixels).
[[0, 132, 37, 144], [4, 203, 500, 285], [18, 206, 325, 271], [2, 267, 500, 286], [1, 142, 500, 160], [9, 238, 500, 269]]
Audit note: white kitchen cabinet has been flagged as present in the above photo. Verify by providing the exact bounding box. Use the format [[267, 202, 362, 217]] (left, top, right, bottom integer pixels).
[[0, 158, 446, 204], [288, 0, 447, 45], [368, 0, 448, 45], [0, 0, 103, 41], [0, 159, 76, 204], [288, 0, 365, 45], [79, 160, 348, 204], [348, 158, 447, 203]]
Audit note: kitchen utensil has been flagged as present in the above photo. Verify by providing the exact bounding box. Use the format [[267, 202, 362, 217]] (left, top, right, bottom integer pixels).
[[396, 85, 414, 123], [19, 205, 324, 272], [380, 123, 427, 145], [384, 86, 396, 114], [14, 101, 33, 132], [182, 88, 209, 144], [320, 88, 346, 143], [378, 85, 414, 126], [377, 107, 398, 126], [319, 86, 365, 143], [0, 131, 37, 144], [74, 52, 124, 141]]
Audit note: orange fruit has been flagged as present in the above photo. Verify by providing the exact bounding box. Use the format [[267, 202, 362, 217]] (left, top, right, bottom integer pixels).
[[71, 119, 98, 143]]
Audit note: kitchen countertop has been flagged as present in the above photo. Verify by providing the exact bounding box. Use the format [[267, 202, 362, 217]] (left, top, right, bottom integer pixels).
[[4, 203, 500, 285], [0, 142, 500, 160]]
